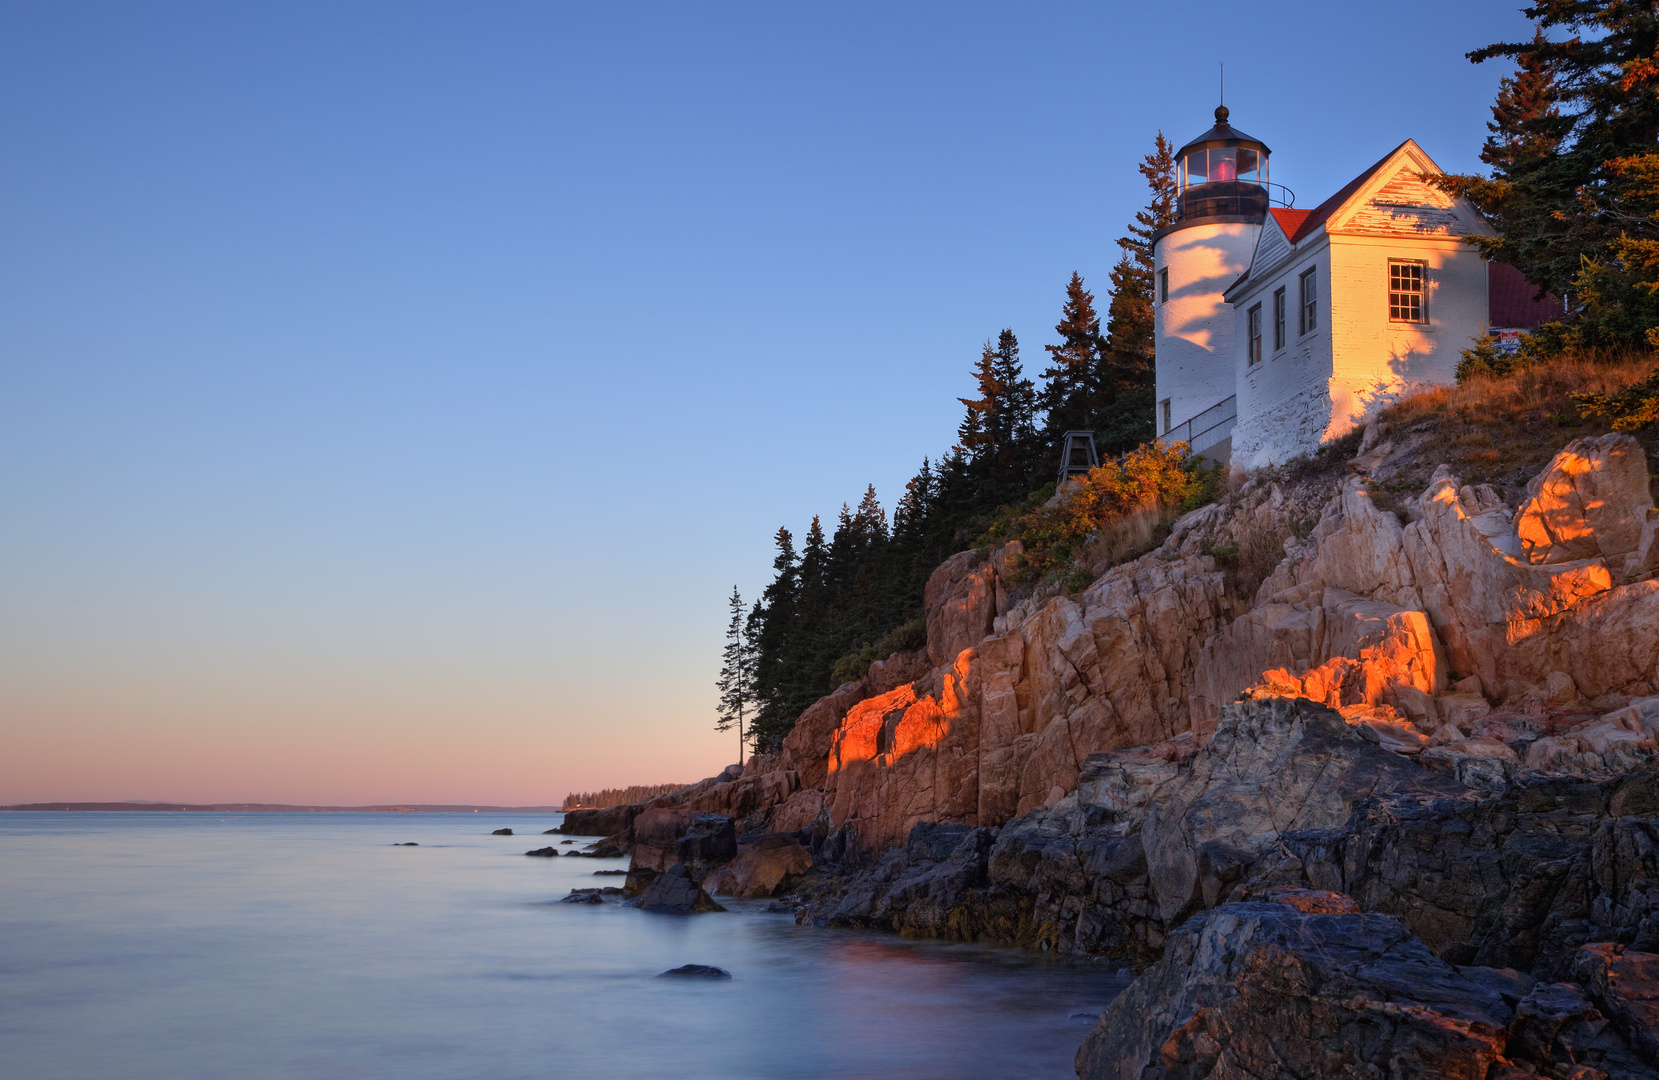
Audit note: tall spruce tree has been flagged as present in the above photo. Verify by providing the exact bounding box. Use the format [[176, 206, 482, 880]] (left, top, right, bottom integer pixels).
[[1099, 132, 1178, 453], [1039, 273, 1108, 463], [714, 586, 755, 763], [1434, 3, 1659, 346]]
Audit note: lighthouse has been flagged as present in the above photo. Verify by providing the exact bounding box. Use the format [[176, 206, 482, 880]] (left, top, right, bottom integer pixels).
[[1152, 106, 1287, 459]]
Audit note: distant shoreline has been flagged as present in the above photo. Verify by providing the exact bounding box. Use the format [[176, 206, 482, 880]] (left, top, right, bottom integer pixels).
[[1, 802, 564, 813]]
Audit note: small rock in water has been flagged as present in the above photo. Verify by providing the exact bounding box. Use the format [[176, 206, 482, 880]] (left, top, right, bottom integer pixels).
[[542, 828, 559, 834], [657, 965, 731, 980], [560, 887, 623, 904], [491, 828, 514, 836], [392, 842, 418, 846], [592, 869, 627, 875], [560, 840, 575, 844], [524, 847, 560, 857]]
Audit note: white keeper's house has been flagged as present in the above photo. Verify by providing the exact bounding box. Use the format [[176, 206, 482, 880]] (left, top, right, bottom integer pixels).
[[1152, 105, 1561, 468]]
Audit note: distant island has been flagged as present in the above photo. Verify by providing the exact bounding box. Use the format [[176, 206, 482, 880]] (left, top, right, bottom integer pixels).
[[2, 802, 564, 813]]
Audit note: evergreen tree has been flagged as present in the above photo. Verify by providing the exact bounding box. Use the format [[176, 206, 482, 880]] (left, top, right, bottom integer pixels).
[[714, 586, 755, 764], [1039, 272, 1108, 458], [1099, 132, 1177, 453], [1435, 4, 1659, 346], [748, 527, 798, 752]]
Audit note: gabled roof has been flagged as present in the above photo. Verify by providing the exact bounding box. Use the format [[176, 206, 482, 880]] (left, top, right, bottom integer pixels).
[[1268, 208, 1311, 240], [1279, 140, 1409, 243]]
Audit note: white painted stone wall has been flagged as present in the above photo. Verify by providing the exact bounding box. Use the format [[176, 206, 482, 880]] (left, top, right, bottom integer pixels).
[[1326, 233, 1489, 430], [1153, 220, 1261, 435], [1230, 233, 1491, 469], [1231, 237, 1333, 469]]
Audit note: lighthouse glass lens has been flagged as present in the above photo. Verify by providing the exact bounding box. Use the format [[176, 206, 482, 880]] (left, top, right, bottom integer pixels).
[[1185, 150, 1207, 185], [1210, 148, 1236, 182], [1236, 148, 1259, 183]]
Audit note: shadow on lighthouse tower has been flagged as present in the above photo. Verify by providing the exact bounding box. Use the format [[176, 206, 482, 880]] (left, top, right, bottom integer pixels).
[[1152, 105, 1291, 463]]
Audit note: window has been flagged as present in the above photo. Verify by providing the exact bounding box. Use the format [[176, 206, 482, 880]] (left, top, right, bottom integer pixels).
[[1159, 397, 1171, 434], [1273, 287, 1286, 350], [1299, 266, 1318, 335], [1159, 268, 1169, 303], [1389, 260, 1426, 322], [1247, 304, 1263, 366]]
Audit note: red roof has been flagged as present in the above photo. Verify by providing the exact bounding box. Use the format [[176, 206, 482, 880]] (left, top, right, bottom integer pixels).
[[1488, 261, 1565, 328], [1279, 140, 1411, 243], [1269, 209, 1311, 239]]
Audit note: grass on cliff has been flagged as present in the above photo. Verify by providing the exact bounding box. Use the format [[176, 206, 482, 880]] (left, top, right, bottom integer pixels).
[[1374, 351, 1659, 506]]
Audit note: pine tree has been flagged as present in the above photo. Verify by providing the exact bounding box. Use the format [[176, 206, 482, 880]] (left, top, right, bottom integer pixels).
[[1039, 272, 1108, 459], [748, 527, 798, 752], [714, 586, 755, 764], [1100, 132, 1177, 454], [1434, 4, 1659, 346]]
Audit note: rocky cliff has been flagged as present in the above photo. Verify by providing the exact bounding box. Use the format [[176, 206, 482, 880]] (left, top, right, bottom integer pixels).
[[562, 423, 1659, 1074]]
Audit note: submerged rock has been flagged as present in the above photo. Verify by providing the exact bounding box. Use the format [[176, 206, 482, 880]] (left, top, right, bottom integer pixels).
[[490, 828, 513, 836], [559, 887, 623, 904], [656, 964, 732, 980], [394, 842, 418, 846], [523, 847, 560, 857]]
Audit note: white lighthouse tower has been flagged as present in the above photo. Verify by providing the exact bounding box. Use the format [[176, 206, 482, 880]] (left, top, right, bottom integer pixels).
[[1152, 106, 1286, 460]]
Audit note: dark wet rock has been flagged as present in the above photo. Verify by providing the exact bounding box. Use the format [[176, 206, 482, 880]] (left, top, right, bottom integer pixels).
[[630, 863, 725, 914], [559, 887, 623, 904], [1075, 902, 1518, 1079], [523, 847, 560, 857], [491, 828, 514, 836], [1288, 762, 1659, 980], [656, 964, 732, 979], [592, 869, 628, 875], [801, 698, 1457, 961], [542, 828, 558, 835], [561, 839, 574, 844], [394, 842, 418, 846], [565, 841, 625, 858], [1076, 900, 1657, 1079], [676, 814, 737, 869]]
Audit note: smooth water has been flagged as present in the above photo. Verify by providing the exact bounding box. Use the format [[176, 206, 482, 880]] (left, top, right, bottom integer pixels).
[[0, 812, 1126, 1079]]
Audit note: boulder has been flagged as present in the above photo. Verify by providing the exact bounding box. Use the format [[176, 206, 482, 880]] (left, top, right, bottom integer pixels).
[[1515, 433, 1653, 567], [1574, 943, 1659, 1066], [656, 964, 732, 979], [523, 846, 560, 857], [1075, 902, 1514, 1079], [701, 836, 812, 899], [632, 864, 725, 914], [490, 828, 513, 836]]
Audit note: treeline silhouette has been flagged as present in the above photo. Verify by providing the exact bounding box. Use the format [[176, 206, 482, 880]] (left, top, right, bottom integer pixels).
[[562, 784, 687, 810], [740, 134, 1178, 754]]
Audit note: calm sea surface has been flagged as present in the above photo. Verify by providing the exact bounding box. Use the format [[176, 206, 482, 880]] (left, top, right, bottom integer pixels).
[[0, 812, 1126, 1079]]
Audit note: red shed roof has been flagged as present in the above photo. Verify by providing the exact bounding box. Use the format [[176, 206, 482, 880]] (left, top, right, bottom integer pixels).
[[1488, 261, 1565, 329]]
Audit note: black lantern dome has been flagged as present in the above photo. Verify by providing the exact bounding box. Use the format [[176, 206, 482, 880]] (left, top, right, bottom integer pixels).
[[1173, 106, 1291, 224]]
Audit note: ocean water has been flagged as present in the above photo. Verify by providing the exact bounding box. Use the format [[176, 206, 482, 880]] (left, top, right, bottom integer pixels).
[[0, 812, 1127, 1079]]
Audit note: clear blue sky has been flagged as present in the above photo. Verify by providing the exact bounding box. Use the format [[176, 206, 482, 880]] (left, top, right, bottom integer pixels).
[[0, 1, 1535, 804]]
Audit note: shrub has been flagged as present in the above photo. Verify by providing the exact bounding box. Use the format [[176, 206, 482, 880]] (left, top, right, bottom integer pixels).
[[1573, 367, 1659, 432], [828, 615, 928, 685], [987, 441, 1205, 584]]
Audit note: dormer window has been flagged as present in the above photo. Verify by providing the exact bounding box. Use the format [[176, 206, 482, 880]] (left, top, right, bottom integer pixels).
[[1389, 260, 1426, 322]]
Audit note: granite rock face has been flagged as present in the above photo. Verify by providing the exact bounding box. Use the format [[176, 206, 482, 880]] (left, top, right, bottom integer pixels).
[[1074, 900, 1655, 1080]]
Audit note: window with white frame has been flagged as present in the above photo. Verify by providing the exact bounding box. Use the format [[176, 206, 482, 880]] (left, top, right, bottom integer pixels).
[[1299, 266, 1318, 335], [1388, 260, 1426, 322], [1247, 303, 1263, 365], [1272, 287, 1286, 350], [1159, 397, 1171, 434]]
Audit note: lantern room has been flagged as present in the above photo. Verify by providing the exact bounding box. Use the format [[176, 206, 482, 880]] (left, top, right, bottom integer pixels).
[[1174, 106, 1292, 222]]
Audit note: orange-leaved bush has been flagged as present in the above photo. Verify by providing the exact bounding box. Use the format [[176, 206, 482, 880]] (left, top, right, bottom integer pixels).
[[989, 441, 1203, 583]]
